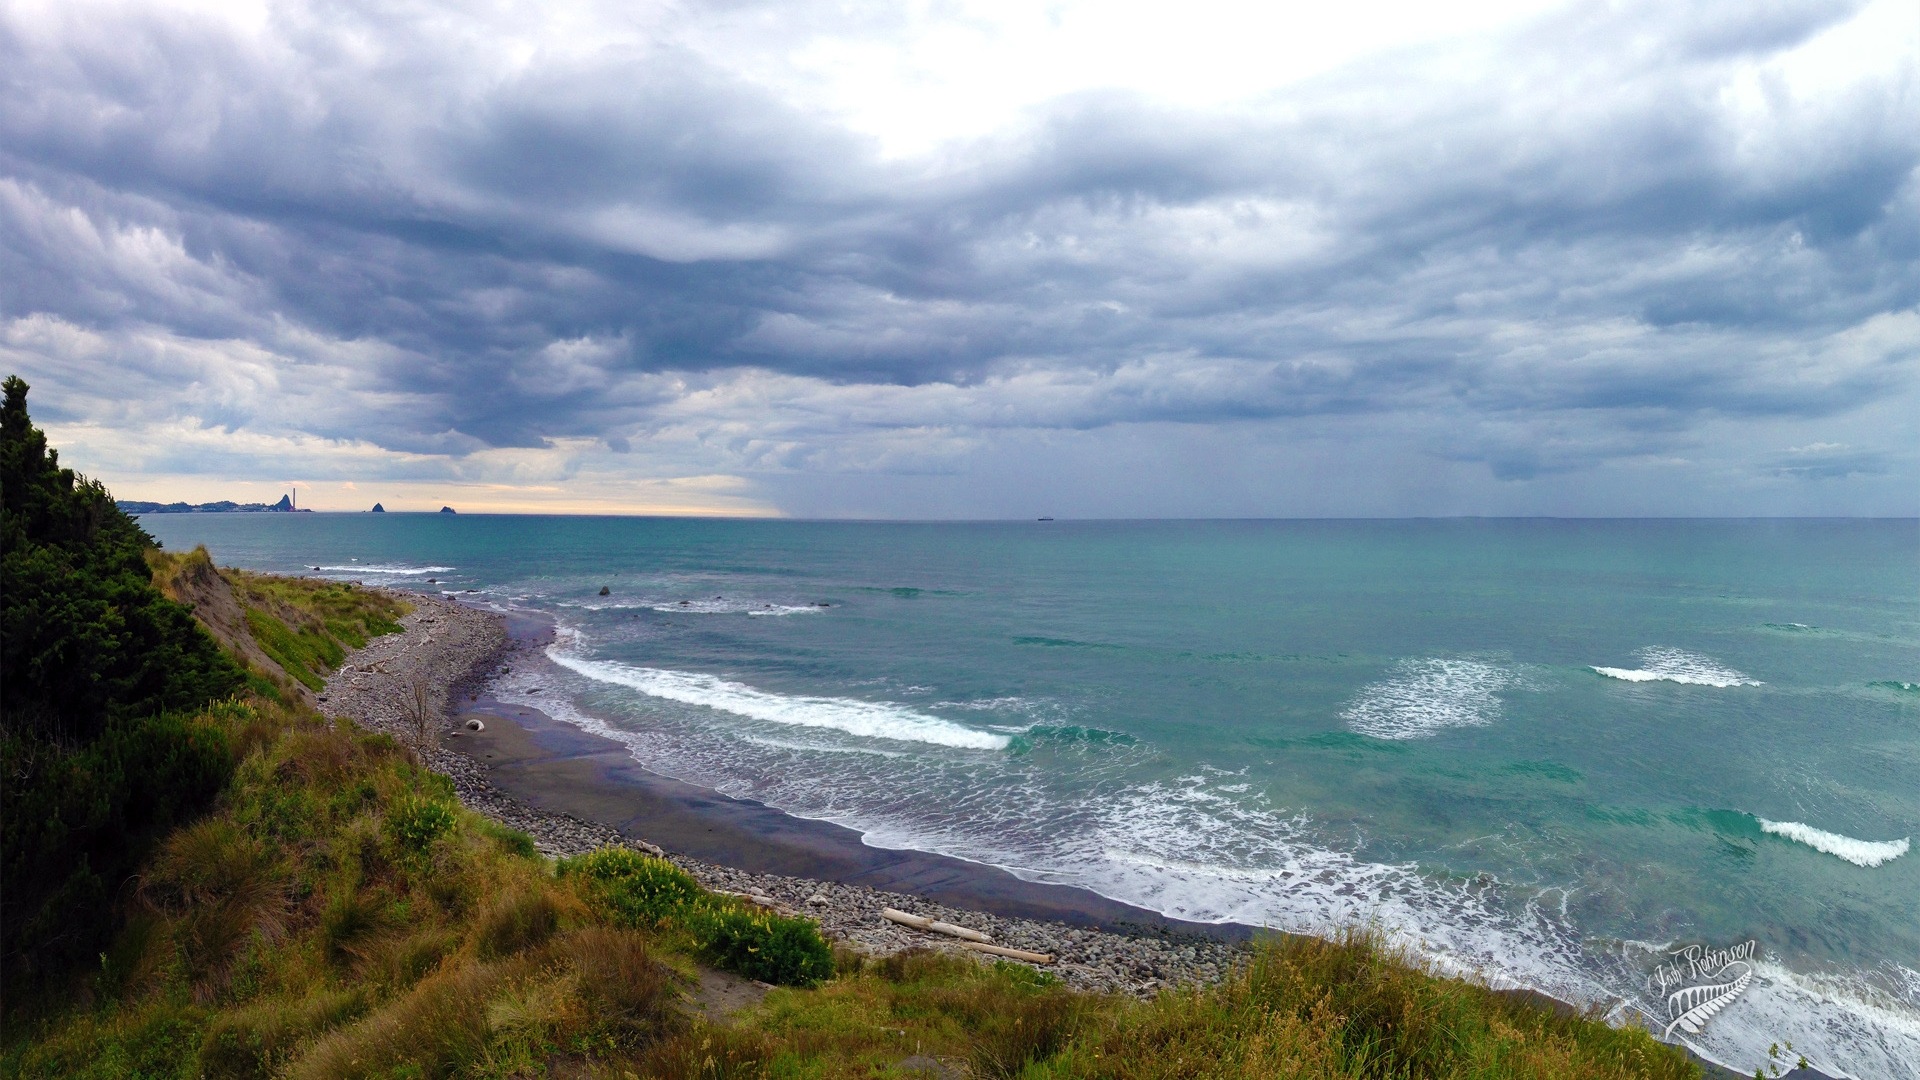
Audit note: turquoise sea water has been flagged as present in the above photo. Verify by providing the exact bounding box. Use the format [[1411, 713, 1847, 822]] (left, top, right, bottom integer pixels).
[[142, 516, 1920, 1077]]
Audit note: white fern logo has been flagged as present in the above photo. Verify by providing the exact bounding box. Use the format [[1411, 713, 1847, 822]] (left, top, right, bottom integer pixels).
[[1663, 960, 1753, 1037], [1650, 940, 1758, 1039]]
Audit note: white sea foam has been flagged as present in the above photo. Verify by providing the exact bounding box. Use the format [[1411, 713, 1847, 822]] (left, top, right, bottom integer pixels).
[[1674, 957, 1920, 1079], [1757, 819, 1910, 867], [317, 564, 453, 575], [548, 652, 1009, 750], [1342, 658, 1516, 739], [485, 634, 1915, 1080], [1591, 647, 1760, 687], [643, 599, 823, 616]]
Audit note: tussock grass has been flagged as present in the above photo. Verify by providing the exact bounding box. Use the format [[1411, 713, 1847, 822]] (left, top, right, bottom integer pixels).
[[743, 934, 1699, 1080]]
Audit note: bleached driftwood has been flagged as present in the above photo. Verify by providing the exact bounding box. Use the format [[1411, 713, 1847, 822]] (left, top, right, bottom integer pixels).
[[956, 940, 1055, 965], [881, 907, 993, 943]]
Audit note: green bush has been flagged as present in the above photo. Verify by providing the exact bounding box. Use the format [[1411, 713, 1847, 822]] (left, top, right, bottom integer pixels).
[[385, 796, 455, 855], [697, 905, 834, 988], [558, 847, 832, 986], [559, 847, 704, 929], [1, 376, 243, 742]]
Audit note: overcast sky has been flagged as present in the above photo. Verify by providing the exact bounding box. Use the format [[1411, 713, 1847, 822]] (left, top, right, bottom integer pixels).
[[2, 0, 1915, 516]]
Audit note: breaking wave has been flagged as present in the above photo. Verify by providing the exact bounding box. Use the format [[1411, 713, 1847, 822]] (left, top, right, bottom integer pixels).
[[1591, 647, 1760, 687], [318, 564, 453, 575], [1758, 819, 1910, 868], [548, 652, 1010, 751]]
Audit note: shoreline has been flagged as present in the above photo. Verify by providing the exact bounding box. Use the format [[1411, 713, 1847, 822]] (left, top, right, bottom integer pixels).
[[321, 592, 1247, 995], [318, 588, 1758, 1076]]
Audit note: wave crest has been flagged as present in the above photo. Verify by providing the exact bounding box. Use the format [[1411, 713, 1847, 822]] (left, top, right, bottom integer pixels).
[[1757, 819, 1910, 868], [549, 653, 1009, 751], [318, 564, 453, 575], [1592, 647, 1760, 687]]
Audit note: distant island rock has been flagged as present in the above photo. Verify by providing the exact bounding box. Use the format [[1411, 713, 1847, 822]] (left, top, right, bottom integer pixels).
[[439, 506, 456, 514], [370, 502, 385, 513], [117, 496, 312, 514]]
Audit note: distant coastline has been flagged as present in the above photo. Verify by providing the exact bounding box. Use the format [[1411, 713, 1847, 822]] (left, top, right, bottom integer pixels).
[[117, 494, 312, 514]]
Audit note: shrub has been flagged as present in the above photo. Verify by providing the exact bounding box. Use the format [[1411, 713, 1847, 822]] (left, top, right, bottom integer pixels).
[[385, 796, 456, 856], [559, 847, 704, 929], [697, 905, 835, 988], [0, 375, 244, 742]]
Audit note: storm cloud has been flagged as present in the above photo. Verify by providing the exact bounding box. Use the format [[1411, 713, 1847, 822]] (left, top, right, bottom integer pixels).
[[2, 0, 1915, 515]]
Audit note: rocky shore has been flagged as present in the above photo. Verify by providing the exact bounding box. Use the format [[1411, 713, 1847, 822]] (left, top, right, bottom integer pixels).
[[319, 591, 1248, 996]]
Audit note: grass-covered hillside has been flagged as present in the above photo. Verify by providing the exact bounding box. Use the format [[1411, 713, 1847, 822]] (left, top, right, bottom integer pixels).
[[147, 546, 410, 697], [1, 373, 1705, 1079]]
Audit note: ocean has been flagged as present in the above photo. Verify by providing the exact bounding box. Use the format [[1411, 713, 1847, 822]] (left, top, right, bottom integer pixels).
[[140, 515, 1920, 1078]]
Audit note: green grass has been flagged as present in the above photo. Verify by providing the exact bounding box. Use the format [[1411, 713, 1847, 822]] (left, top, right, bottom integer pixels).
[[227, 569, 408, 690]]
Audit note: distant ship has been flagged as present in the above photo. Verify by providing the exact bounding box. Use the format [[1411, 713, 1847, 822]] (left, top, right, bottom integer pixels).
[[1037, 517, 1054, 521]]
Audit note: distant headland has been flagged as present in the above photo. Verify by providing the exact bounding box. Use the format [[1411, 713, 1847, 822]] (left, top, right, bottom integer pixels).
[[118, 496, 460, 514], [118, 493, 312, 514]]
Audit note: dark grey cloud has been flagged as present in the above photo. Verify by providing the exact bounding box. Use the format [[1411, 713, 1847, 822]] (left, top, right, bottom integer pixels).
[[1, 0, 1915, 514]]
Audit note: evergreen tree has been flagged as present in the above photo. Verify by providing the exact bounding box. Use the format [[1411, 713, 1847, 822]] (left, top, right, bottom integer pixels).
[[2, 375, 244, 998]]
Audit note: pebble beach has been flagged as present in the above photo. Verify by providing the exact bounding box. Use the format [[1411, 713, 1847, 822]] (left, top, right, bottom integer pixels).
[[319, 590, 1248, 996]]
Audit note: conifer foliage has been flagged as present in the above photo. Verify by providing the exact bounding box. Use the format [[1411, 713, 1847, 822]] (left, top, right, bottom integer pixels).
[[2, 375, 244, 1000]]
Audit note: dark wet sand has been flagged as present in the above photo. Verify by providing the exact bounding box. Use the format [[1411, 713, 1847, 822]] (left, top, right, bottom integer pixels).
[[445, 609, 1247, 940]]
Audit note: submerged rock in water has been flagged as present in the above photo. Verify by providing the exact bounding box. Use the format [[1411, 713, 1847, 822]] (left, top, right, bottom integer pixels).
[[599, 585, 611, 596]]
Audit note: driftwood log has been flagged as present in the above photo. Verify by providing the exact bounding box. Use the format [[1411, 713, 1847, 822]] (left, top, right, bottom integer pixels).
[[957, 940, 1055, 964], [881, 907, 993, 942], [880, 908, 1056, 964]]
